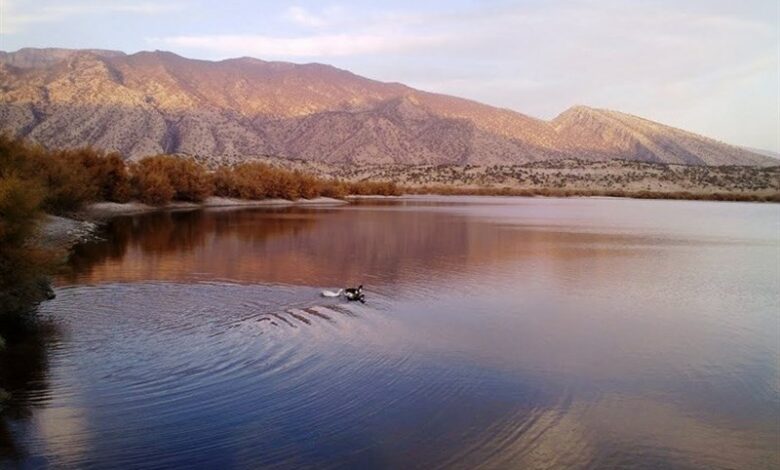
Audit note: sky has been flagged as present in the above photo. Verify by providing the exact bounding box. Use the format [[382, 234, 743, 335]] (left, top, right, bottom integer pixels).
[[1, 0, 778, 152]]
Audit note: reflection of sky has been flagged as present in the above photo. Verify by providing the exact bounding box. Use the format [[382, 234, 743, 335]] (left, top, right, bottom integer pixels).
[[33, 402, 91, 467], [7, 197, 777, 467]]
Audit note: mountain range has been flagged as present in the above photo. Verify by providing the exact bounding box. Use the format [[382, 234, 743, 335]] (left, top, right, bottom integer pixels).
[[0, 48, 774, 166]]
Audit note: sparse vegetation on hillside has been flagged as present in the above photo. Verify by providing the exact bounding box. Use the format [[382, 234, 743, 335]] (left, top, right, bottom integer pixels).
[[2, 48, 776, 167], [327, 159, 780, 201], [403, 185, 780, 202]]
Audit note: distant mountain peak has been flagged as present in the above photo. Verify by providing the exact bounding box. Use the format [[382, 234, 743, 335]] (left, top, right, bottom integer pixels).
[[0, 47, 774, 166]]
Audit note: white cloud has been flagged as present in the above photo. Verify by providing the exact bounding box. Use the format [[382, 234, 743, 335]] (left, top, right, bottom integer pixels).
[[1, 0, 182, 35], [284, 6, 328, 28], [158, 33, 447, 57], [105, 3, 183, 14]]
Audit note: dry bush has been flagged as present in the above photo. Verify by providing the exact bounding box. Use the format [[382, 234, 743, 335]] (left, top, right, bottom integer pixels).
[[0, 137, 133, 212], [63, 148, 132, 203], [0, 175, 56, 317], [266, 168, 300, 200], [348, 180, 402, 196], [213, 163, 331, 200], [213, 163, 272, 199], [320, 179, 348, 199], [36, 150, 97, 213], [295, 171, 322, 199], [131, 168, 175, 205], [212, 166, 240, 198], [131, 155, 213, 204], [168, 158, 213, 202], [0, 175, 44, 246], [44, 148, 133, 203]]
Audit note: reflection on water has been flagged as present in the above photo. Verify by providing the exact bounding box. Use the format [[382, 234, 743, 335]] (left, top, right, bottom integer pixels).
[[63, 202, 705, 290], [2, 197, 779, 468], [0, 320, 60, 463]]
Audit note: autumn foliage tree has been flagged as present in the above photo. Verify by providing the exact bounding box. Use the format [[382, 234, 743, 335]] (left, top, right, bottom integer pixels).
[[347, 180, 402, 196], [213, 163, 344, 200], [0, 138, 57, 319], [63, 148, 132, 203], [131, 155, 213, 205]]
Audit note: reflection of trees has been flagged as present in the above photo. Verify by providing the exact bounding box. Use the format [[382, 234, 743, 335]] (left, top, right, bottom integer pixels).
[[60, 206, 645, 288], [0, 319, 60, 462], [66, 211, 209, 276], [62, 209, 318, 283]]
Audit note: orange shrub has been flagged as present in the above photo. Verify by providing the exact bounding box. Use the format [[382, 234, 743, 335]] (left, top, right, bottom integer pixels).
[[131, 168, 175, 205], [36, 152, 97, 213], [295, 171, 322, 199], [213, 163, 323, 200], [57, 148, 132, 203], [0, 175, 56, 316], [347, 180, 402, 196], [1, 137, 133, 212], [320, 179, 348, 199], [213, 163, 272, 199], [131, 155, 213, 204]]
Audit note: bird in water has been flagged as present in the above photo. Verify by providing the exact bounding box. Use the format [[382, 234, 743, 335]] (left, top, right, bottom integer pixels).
[[321, 285, 365, 303], [344, 285, 365, 303], [321, 289, 343, 298]]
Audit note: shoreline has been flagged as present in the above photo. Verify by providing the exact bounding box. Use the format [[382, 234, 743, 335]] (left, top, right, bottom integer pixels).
[[39, 197, 348, 253], [351, 190, 780, 203], [38, 215, 100, 253], [83, 196, 348, 218], [40, 189, 778, 253]]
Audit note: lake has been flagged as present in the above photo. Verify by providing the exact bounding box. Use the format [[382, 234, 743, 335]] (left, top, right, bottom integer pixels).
[[2, 196, 778, 468]]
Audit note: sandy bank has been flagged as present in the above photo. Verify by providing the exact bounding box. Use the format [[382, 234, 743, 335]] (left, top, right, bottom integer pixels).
[[38, 215, 99, 251], [84, 196, 348, 218], [345, 195, 403, 200]]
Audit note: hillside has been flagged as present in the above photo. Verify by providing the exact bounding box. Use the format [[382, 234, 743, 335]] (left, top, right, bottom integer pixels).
[[0, 48, 774, 166]]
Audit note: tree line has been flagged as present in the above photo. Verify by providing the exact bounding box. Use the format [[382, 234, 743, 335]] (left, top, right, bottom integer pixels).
[[0, 136, 401, 215]]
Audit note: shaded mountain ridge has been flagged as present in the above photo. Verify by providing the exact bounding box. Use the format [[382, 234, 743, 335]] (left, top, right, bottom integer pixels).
[[0, 48, 773, 166]]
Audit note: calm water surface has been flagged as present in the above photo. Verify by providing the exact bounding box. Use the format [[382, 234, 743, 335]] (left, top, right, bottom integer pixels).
[[2, 196, 778, 468]]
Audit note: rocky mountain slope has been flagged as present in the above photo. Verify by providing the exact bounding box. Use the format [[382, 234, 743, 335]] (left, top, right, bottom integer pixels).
[[0, 48, 774, 166]]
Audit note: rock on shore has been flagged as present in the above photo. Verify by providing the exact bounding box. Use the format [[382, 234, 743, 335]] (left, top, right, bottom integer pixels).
[[38, 215, 99, 251]]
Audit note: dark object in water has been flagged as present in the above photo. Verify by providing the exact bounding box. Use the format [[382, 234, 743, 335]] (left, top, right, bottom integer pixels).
[[345, 285, 365, 303]]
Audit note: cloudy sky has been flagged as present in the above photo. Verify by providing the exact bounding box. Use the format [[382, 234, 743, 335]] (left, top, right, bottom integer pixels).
[[1, 0, 778, 151]]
